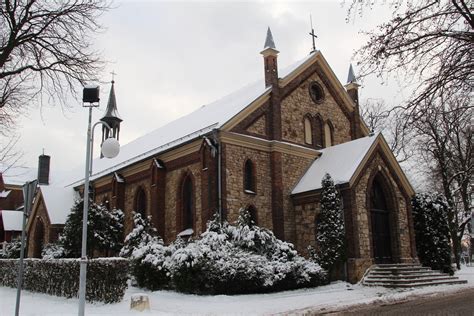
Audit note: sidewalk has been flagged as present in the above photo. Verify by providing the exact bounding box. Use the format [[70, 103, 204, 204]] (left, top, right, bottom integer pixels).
[[1, 265, 473, 315]]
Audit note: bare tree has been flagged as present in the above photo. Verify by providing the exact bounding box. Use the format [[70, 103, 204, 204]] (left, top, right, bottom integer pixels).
[[360, 99, 413, 163], [400, 95, 472, 268], [346, 0, 473, 115], [0, 133, 24, 173], [0, 0, 111, 128]]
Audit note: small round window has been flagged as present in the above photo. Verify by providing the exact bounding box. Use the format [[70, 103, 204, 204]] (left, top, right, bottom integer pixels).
[[309, 82, 324, 103]]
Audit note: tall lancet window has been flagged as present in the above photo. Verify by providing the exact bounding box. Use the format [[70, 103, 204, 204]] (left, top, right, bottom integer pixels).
[[304, 116, 313, 145], [324, 121, 334, 147], [135, 187, 147, 217], [244, 159, 256, 193], [182, 175, 194, 230]]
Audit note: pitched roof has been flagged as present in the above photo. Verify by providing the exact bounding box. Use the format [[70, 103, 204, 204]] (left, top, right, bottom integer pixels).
[[292, 133, 379, 194], [39, 185, 78, 224], [1, 210, 23, 231], [66, 52, 317, 187]]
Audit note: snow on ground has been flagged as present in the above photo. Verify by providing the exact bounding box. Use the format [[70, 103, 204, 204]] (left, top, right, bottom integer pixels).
[[1, 265, 474, 316]]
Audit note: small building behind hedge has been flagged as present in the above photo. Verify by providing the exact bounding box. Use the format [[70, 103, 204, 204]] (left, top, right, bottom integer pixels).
[[25, 28, 417, 283]]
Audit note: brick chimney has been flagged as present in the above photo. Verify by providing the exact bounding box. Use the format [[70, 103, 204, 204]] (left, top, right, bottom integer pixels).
[[260, 27, 279, 88], [37, 154, 50, 185]]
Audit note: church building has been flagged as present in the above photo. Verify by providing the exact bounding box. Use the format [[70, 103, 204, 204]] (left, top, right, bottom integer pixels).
[[26, 28, 417, 283]]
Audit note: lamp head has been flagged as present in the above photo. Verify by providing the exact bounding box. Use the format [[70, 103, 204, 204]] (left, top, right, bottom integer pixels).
[[101, 137, 120, 158]]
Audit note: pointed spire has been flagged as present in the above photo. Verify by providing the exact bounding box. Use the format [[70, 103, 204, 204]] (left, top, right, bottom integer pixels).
[[100, 80, 122, 148], [101, 80, 122, 122], [347, 64, 357, 84], [264, 27, 276, 49]]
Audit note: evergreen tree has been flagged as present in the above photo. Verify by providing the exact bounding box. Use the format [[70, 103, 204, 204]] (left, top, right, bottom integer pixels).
[[120, 212, 159, 258], [412, 193, 453, 274], [312, 173, 345, 274], [61, 199, 124, 258]]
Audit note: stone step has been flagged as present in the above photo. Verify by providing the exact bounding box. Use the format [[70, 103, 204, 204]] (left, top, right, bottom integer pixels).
[[367, 273, 450, 279], [364, 279, 467, 288], [364, 276, 461, 284], [361, 263, 468, 288]]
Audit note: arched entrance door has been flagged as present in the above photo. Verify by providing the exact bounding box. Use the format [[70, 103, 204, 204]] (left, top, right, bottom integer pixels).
[[370, 178, 393, 263]]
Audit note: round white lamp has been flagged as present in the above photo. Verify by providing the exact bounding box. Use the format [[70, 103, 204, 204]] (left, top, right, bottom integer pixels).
[[101, 137, 120, 158]]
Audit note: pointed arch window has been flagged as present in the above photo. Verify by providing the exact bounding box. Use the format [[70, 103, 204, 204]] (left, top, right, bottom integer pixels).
[[324, 121, 334, 147], [182, 175, 194, 230], [304, 116, 313, 145], [314, 115, 324, 148], [135, 187, 147, 217], [244, 159, 256, 193]]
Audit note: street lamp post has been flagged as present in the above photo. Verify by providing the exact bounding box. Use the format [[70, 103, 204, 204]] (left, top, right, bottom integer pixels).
[[78, 86, 120, 316]]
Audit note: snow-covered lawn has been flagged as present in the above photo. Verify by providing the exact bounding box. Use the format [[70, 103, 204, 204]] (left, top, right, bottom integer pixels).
[[2, 265, 474, 315]]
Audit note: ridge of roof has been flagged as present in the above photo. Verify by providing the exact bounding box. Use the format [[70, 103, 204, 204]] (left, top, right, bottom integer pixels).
[[63, 52, 318, 188]]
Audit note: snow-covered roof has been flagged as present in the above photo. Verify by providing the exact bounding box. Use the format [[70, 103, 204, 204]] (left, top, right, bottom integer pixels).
[[40, 186, 78, 224], [66, 52, 317, 187], [1, 165, 37, 186], [291, 133, 379, 194], [1, 210, 23, 231]]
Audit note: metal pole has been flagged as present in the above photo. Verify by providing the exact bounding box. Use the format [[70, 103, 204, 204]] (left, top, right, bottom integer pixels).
[[14, 201, 29, 316], [78, 106, 93, 316]]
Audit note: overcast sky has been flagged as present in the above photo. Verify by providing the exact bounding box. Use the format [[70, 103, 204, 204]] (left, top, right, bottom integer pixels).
[[12, 0, 403, 180]]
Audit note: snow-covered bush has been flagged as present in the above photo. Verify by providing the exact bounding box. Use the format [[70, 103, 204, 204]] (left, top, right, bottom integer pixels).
[[0, 258, 128, 303], [121, 212, 171, 290], [41, 243, 66, 259], [310, 173, 345, 275], [130, 211, 327, 294], [1, 238, 22, 258], [61, 199, 124, 258], [412, 193, 453, 274]]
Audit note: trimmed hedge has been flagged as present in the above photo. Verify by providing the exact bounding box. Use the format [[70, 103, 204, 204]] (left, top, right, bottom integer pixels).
[[0, 258, 128, 303]]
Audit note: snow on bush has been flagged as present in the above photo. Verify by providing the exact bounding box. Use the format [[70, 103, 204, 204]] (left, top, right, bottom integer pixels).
[[412, 193, 453, 274], [120, 212, 171, 290], [310, 173, 345, 275], [0, 258, 128, 303], [0, 238, 22, 259], [41, 243, 66, 259], [128, 211, 327, 294]]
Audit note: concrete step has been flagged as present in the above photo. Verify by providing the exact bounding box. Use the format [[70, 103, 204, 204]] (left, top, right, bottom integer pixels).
[[366, 273, 453, 280], [362, 263, 468, 288], [364, 276, 462, 284], [365, 279, 467, 288]]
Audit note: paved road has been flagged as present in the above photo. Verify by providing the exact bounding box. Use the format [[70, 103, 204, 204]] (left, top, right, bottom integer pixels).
[[327, 288, 474, 316]]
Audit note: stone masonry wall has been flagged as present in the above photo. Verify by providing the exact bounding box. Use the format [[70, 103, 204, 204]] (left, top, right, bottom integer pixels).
[[246, 115, 266, 136], [294, 202, 319, 256], [281, 73, 351, 146], [164, 162, 202, 242], [224, 143, 273, 229], [27, 200, 51, 257], [281, 153, 314, 245]]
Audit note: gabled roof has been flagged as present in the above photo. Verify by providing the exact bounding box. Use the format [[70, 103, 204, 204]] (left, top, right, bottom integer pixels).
[[1, 210, 23, 231], [292, 134, 379, 194], [66, 52, 317, 187], [291, 133, 414, 196], [39, 185, 78, 224]]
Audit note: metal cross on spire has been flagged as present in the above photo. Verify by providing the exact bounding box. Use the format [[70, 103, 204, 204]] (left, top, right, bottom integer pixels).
[[309, 14, 317, 53], [110, 70, 117, 83]]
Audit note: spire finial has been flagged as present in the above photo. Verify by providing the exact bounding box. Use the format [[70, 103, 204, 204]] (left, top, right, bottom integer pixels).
[[347, 64, 357, 84], [309, 14, 317, 53], [264, 27, 276, 49], [110, 70, 117, 84]]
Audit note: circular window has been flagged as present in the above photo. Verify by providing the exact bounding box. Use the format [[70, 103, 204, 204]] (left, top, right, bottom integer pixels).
[[309, 82, 324, 103]]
